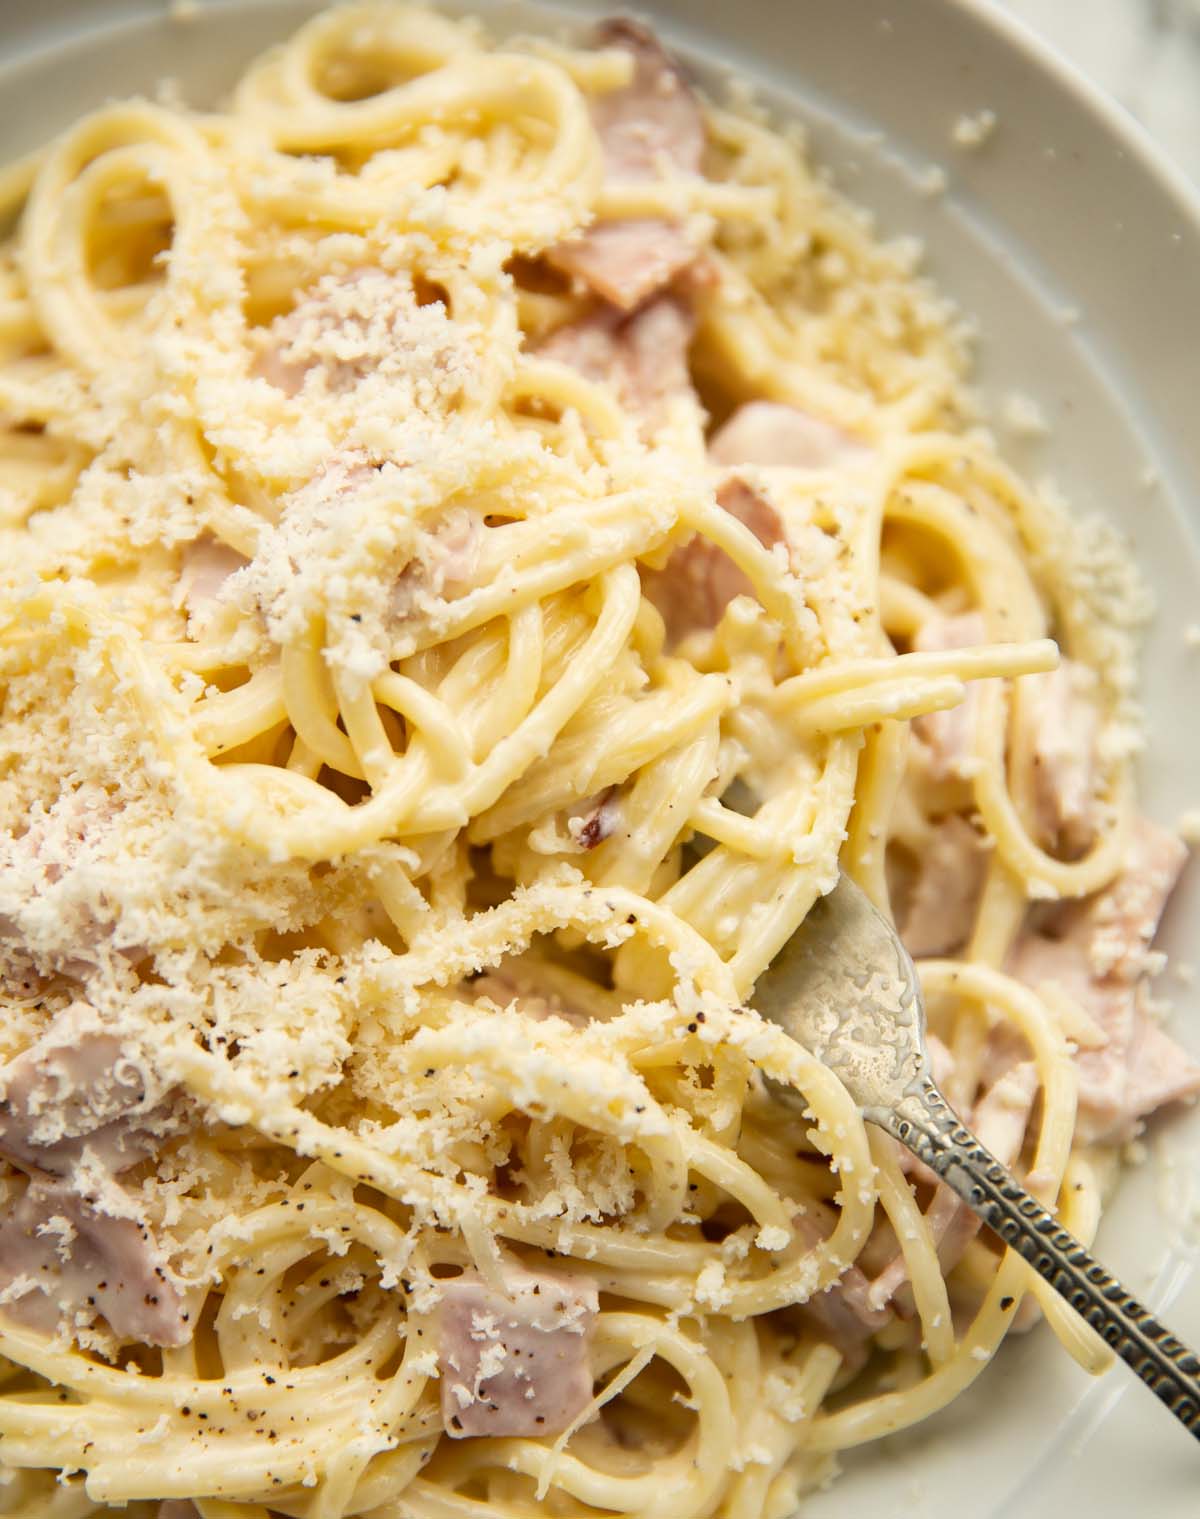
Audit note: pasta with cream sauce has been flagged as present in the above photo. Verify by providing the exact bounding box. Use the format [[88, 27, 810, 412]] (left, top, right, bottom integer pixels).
[[0, 8, 1195, 1518]]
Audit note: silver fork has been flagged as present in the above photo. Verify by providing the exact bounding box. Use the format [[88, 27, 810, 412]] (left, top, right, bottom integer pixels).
[[753, 873, 1200, 1440]]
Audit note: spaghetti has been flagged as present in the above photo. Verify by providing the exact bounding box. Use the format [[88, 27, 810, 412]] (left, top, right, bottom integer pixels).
[[0, 7, 1194, 1518]]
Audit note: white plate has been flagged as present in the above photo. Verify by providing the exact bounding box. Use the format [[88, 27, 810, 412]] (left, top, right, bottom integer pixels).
[[0, 1, 1197, 1512]]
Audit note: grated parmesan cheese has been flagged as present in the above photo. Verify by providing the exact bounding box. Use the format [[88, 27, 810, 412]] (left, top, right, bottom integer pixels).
[[951, 109, 997, 149]]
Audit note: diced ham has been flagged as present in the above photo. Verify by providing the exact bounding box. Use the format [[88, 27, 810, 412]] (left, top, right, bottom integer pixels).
[[1010, 661, 1102, 858], [254, 268, 393, 397], [566, 788, 620, 850], [391, 508, 482, 620], [1008, 818, 1199, 1143], [469, 967, 592, 1027], [176, 536, 248, 626], [894, 1035, 957, 1193], [708, 401, 867, 472], [535, 294, 694, 437], [525, 788, 622, 858], [791, 1207, 891, 1363], [587, 20, 705, 182], [0, 792, 146, 978], [0, 1180, 189, 1347], [871, 1062, 1039, 1311], [253, 267, 471, 405], [1121, 1016, 1200, 1128], [899, 815, 987, 959], [436, 1266, 598, 1438], [548, 221, 697, 314], [1076, 816, 1184, 983], [926, 1032, 956, 1093], [640, 399, 866, 642], [910, 612, 988, 781], [547, 20, 704, 310], [0, 1004, 173, 1179], [641, 477, 785, 645], [715, 478, 787, 550]]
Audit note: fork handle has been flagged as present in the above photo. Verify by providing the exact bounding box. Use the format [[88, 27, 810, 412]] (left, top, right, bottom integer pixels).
[[881, 1076, 1200, 1440]]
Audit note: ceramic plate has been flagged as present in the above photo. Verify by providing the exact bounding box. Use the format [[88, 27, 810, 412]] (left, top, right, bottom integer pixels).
[[0, 1, 1196, 1512]]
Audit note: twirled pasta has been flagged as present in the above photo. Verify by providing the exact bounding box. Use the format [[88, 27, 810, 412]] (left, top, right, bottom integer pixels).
[[0, 8, 1193, 1519]]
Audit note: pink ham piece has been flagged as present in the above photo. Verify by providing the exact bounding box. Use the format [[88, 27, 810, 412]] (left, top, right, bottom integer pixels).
[[1008, 817, 1199, 1144], [391, 507, 482, 620], [899, 815, 988, 959], [470, 969, 592, 1028], [535, 294, 693, 438], [0, 1180, 189, 1347], [254, 267, 403, 397], [0, 791, 147, 978], [870, 1061, 1040, 1312], [0, 1004, 173, 1179], [547, 19, 703, 310], [641, 398, 868, 641], [565, 788, 620, 850], [177, 536, 247, 626], [708, 401, 867, 473], [921, 1060, 1038, 1271], [791, 1206, 891, 1368], [254, 266, 470, 405], [642, 477, 785, 645], [436, 1266, 598, 1438], [910, 612, 988, 782], [1011, 661, 1102, 858]]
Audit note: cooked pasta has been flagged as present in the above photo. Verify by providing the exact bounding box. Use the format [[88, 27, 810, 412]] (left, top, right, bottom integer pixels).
[[0, 7, 1194, 1519]]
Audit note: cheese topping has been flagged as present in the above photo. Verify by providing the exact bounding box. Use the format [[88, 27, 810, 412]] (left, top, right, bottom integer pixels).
[[0, 7, 1193, 1518]]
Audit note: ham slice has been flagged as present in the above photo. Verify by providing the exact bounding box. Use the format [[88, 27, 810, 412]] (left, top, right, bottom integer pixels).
[[253, 267, 470, 405], [177, 536, 248, 626], [642, 477, 785, 645], [254, 269, 385, 397], [565, 788, 620, 850], [0, 1004, 173, 1179], [0, 1180, 189, 1347], [549, 220, 697, 314], [708, 401, 867, 472], [791, 1207, 891, 1366], [899, 815, 988, 959], [0, 792, 146, 978], [391, 508, 482, 620], [910, 612, 988, 781], [871, 1061, 1040, 1311], [468, 964, 594, 1028], [436, 1266, 598, 1438], [1009, 818, 1199, 1143], [1010, 661, 1102, 858], [640, 398, 867, 641], [535, 294, 694, 438], [547, 20, 703, 310]]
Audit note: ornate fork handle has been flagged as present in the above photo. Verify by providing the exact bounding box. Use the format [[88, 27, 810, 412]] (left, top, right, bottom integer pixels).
[[883, 1076, 1200, 1440]]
